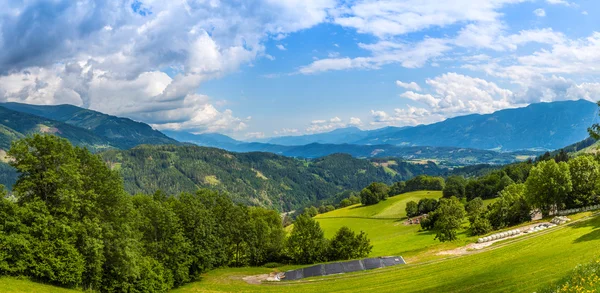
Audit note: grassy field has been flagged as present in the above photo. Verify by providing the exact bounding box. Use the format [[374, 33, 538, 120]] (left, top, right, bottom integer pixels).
[[313, 191, 471, 258], [171, 212, 600, 293], [0, 277, 80, 293], [5, 192, 600, 293]]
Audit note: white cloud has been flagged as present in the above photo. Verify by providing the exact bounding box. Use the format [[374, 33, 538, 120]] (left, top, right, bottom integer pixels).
[[370, 106, 444, 126], [274, 128, 300, 135], [300, 38, 450, 74], [546, 0, 575, 6], [0, 0, 338, 133], [396, 80, 422, 91], [305, 116, 361, 133], [331, 0, 526, 38], [276, 44, 287, 51], [245, 132, 266, 139], [349, 117, 363, 126], [400, 73, 516, 117], [533, 8, 546, 17]]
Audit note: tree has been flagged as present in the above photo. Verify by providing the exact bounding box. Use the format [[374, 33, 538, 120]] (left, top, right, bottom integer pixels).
[[388, 181, 406, 196], [568, 155, 600, 207], [348, 195, 361, 205], [304, 206, 318, 217], [360, 182, 389, 206], [286, 214, 328, 264], [246, 207, 285, 266], [470, 215, 492, 236], [443, 176, 467, 198], [554, 149, 570, 163], [525, 160, 572, 216], [327, 226, 372, 261], [339, 199, 352, 208], [432, 197, 466, 242], [488, 183, 531, 229], [417, 198, 438, 215], [465, 197, 484, 216], [405, 201, 419, 218]]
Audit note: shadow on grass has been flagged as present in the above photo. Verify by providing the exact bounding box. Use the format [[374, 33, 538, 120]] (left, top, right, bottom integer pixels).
[[571, 216, 600, 243]]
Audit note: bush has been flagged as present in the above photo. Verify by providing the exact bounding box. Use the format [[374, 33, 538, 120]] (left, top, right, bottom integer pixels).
[[327, 226, 372, 261], [286, 214, 328, 264], [418, 198, 438, 215], [405, 201, 419, 218], [360, 182, 389, 206]]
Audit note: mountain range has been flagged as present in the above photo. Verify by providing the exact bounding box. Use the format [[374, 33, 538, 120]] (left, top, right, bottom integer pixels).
[[0, 100, 596, 163]]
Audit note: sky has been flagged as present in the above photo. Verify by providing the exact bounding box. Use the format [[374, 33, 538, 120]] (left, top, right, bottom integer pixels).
[[0, 0, 599, 140]]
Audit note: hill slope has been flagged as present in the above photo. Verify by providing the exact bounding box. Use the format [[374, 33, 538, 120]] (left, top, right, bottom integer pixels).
[[99, 145, 445, 211], [0, 106, 113, 151], [356, 100, 597, 151], [1, 102, 178, 149]]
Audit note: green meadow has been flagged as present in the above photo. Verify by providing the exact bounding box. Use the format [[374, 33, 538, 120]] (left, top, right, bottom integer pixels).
[[4, 191, 600, 293]]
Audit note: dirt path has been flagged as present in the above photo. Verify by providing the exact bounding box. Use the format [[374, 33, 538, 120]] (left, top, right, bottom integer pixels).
[[436, 222, 552, 256]]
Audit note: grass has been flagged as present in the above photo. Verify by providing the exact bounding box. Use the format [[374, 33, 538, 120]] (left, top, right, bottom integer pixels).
[[171, 213, 600, 293], [314, 191, 470, 258], [0, 277, 79, 293], [7, 191, 600, 293]]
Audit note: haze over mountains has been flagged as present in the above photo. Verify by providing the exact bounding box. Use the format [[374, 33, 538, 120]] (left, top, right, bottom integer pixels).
[[0, 100, 596, 162]]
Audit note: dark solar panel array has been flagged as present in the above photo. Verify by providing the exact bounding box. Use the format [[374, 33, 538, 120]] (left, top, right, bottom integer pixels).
[[283, 256, 406, 281]]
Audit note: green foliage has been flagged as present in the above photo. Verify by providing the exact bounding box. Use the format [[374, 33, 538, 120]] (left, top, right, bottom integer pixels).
[[0, 135, 291, 292], [404, 175, 445, 192], [525, 160, 572, 216], [488, 183, 531, 229], [339, 199, 352, 208], [417, 198, 438, 215], [327, 226, 372, 261], [405, 201, 419, 218], [286, 214, 328, 264], [98, 145, 439, 212], [360, 182, 389, 205], [568, 155, 600, 207], [470, 215, 492, 236], [432, 197, 466, 242], [388, 181, 406, 196], [466, 198, 490, 236], [318, 205, 335, 214], [443, 176, 466, 198]]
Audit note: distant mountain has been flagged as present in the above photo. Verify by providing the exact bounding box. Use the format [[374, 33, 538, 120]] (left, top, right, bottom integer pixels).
[[0, 106, 113, 151], [265, 127, 370, 146], [1, 102, 178, 149], [355, 100, 597, 151], [163, 130, 536, 165], [263, 126, 411, 146]]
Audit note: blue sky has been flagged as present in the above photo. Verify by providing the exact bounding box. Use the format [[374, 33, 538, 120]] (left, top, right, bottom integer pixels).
[[1, 0, 599, 140]]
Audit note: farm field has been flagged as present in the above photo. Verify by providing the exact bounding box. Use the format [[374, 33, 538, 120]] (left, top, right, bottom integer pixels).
[[314, 190, 474, 258], [172, 212, 600, 293], [4, 192, 600, 293]]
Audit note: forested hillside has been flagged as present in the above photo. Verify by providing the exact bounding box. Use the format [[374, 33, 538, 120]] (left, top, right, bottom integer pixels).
[[0, 106, 113, 151], [100, 145, 444, 211], [1, 103, 178, 149]]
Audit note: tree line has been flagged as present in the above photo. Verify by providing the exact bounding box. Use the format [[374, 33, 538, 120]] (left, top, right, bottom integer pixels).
[[0, 135, 371, 292], [406, 153, 600, 242]]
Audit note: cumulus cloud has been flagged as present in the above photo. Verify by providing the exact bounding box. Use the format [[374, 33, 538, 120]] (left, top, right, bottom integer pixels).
[[305, 116, 362, 133], [396, 80, 422, 91], [0, 0, 337, 133], [370, 106, 444, 127], [546, 0, 575, 6], [276, 44, 287, 51]]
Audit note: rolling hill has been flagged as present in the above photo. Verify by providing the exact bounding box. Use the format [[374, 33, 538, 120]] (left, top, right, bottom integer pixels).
[[99, 145, 446, 211], [0, 106, 113, 151], [1, 102, 178, 149]]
